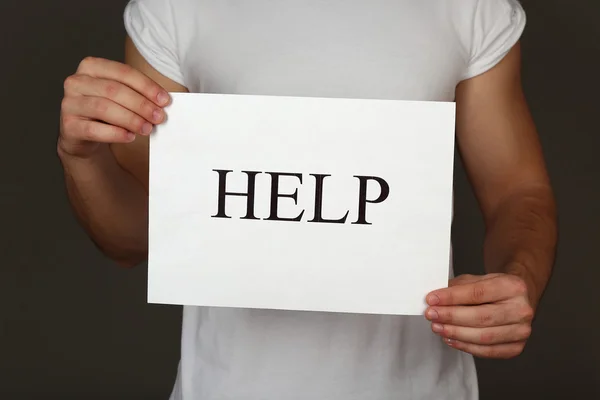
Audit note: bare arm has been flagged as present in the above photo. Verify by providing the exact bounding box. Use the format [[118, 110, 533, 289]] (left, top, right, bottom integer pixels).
[[455, 41, 557, 310], [425, 42, 557, 359], [58, 36, 188, 267]]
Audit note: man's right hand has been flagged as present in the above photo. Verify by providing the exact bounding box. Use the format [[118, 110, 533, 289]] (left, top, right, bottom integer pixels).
[[58, 56, 171, 159]]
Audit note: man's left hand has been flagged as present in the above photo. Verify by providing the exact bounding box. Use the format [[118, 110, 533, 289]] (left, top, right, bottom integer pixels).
[[425, 273, 535, 359]]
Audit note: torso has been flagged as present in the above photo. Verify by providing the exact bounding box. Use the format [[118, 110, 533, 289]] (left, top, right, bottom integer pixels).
[[124, 0, 524, 398], [178, 0, 468, 101]]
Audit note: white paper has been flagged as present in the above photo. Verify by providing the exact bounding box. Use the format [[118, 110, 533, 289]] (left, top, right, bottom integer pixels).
[[148, 93, 455, 315]]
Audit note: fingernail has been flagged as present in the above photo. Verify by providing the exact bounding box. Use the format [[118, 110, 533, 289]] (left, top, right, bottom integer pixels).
[[126, 132, 136, 141], [432, 323, 444, 333], [157, 91, 169, 105], [444, 338, 455, 345], [152, 109, 163, 123], [142, 123, 153, 135], [427, 294, 440, 306], [427, 309, 439, 320]]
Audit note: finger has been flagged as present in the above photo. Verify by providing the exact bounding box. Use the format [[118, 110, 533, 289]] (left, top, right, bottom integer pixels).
[[448, 273, 502, 287], [62, 96, 153, 135], [448, 274, 480, 287], [431, 322, 531, 345], [444, 339, 527, 359], [425, 302, 534, 327], [75, 57, 170, 107], [62, 118, 135, 144], [427, 275, 526, 306], [64, 75, 165, 125]]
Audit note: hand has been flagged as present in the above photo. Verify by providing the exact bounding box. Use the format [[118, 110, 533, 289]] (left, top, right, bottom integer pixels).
[[424, 273, 535, 359], [59, 57, 171, 159]]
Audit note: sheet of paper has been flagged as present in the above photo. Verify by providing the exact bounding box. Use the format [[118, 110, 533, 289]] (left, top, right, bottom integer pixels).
[[148, 93, 455, 315]]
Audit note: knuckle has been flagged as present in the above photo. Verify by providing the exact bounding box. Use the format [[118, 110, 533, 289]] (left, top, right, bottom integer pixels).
[[112, 126, 128, 139], [60, 96, 71, 113], [63, 75, 77, 92], [451, 275, 469, 286], [520, 325, 532, 340], [104, 82, 119, 98], [499, 307, 510, 325], [60, 115, 77, 137], [480, 330, 495, 345], [519, 304, 534, 322], [130, 115, 145, 132], [61, 113, 75, 127], [78, 56, 96, 72], [82, 121, 95, 139], [143, 81, 160, 99], [514, 280, 528, 296], [117, 62, 134, 77], [139, 98, 155, 117], [513, 343, 526, 357], [471, 283, 486, 303], [439, 309, 453, 324], [477, 311, 493, 326], [443, 325, 454, 338], [506, 275, 528, 295], [92, 97, 109, 114], [484, 347, 496, 358]]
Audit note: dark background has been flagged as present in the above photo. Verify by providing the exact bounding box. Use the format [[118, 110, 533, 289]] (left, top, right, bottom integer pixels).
[[1, 0, 598, 399]]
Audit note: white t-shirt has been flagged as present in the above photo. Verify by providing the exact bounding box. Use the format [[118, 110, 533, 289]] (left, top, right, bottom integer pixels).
[[124, 1, 526, 399]]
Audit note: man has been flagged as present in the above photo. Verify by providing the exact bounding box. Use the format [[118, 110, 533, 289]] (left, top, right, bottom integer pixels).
[[57, 0, 557, 399]]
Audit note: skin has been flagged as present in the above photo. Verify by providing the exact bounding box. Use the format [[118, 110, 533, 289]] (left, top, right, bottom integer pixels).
[[58, 36, 187, 266], [425, 42, 557, 359], [58, 36, 557, 360]]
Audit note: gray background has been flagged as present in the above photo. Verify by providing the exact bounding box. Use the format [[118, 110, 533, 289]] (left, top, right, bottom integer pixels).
[[1, 0, 598, 399]]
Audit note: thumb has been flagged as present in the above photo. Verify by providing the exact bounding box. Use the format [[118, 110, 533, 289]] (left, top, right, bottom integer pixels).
[[448, 273, 502, 287]]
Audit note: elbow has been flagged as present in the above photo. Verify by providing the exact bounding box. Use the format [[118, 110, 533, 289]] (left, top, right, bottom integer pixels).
[[109, 250, 147, 268], [113, 257, 144, 269], [94, 240, 146, 268]]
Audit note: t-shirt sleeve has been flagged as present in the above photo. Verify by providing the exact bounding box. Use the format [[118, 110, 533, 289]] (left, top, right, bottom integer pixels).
[[461, 0, 526, 80], [123, 0, 186, 86]]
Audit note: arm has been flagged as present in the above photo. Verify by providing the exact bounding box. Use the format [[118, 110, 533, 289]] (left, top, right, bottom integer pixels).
[[425, 42, 558, 358], [455, 41, 557, 309], [58, 36, 188, 267]]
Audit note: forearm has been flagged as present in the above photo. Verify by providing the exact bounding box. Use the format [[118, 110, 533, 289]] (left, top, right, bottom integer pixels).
[[483, 184, 558, 309], [58, 145, 148, 267]]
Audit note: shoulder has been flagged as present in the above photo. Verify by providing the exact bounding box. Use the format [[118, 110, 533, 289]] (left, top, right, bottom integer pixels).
[[443, 0, 527, 81], [123, 0, 197, 86], [124, 0, 196, 36], [124, 0, 196, 15], [443, 0, 525, 29]]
